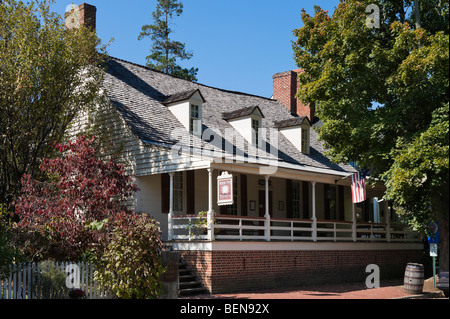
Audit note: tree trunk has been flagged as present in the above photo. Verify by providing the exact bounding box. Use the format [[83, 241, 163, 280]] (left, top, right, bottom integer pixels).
[[438, 209, 449, 272], [399, 1, 406, 23], [414, 0, 421, 29]]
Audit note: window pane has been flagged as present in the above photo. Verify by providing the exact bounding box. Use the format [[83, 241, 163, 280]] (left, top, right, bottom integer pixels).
[[191, 105, 199, 119], [292, 181, 300, 218], [301, 128, 308, 152], [328, 185, 337, 220], [252, 119, 260, 146], [190, 105, 200, 133], [173, 172, 183, 212]]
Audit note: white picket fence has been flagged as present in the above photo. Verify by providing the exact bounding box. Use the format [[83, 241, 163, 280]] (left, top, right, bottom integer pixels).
[[0, 261, 114, 299]]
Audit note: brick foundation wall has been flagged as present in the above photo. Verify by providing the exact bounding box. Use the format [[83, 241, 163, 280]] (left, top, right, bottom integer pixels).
[[179, 249, 425, 294]]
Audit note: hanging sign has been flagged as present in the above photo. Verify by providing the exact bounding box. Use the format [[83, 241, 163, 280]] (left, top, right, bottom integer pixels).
[[217, 171, 233, 206]]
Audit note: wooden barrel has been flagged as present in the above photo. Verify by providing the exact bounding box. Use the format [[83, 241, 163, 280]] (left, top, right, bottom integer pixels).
[[404, 263, 424, 294]]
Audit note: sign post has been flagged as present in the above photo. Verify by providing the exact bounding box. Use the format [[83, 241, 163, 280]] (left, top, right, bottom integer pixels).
[[427, 221, 439, 287]]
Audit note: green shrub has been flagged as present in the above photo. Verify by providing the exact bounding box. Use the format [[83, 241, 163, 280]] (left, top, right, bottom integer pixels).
[[94, 213, 166, 299]]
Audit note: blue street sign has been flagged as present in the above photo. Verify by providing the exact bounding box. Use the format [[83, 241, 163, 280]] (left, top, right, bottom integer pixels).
[[427, 221, 439, 244]]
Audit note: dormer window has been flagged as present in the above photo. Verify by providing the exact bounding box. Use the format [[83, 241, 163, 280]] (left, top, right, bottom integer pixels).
[[190, 104, 200, 134], [252, 118, 261, 147], [223, 106, 265, 147], [301, 127, 309, 153], [274, 116, 311, 154], [162, 89, 205, 136]]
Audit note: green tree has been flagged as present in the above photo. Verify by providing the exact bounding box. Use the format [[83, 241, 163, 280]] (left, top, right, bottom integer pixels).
[[138, 0, 198, 81], [293, 0, 448, 270], [384, 103, 449, 259], [0, 0, 106, 206], [0, 204, 24, 278]]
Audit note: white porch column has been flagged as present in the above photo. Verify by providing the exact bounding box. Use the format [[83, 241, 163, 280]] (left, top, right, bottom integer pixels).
[[168, 172, 174, 241], [385, 200, 391, 242], [352, 202, 357, 242], [207, 168, 215, 241], [311, 181, 317, 242], [265, 175, 271, 242]]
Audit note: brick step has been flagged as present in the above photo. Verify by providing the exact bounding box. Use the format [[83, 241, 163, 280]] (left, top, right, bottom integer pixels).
[[179, 274, 196, 281], [179, 268, 191, 275], [179, 287, 208, 296], [180, 280, 204, 288], [178, 259, 208, 297]]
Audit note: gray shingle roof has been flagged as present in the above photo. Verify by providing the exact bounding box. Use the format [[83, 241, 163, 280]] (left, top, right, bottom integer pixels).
[[274, 116, 310, 128], [103, 57, 356, 174], [162, 89, 205, 105], [222, 106, 264, 120]]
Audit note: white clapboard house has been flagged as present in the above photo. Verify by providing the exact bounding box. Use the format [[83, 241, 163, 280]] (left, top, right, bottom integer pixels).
[[68, 4, 424, 294]]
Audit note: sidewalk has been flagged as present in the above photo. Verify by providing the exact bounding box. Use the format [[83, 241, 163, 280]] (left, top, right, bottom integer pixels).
[[188, 277, 446, 299]]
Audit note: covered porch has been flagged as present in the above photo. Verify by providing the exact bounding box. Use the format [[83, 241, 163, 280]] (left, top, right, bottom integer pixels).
[[143, 161, 420, 244]]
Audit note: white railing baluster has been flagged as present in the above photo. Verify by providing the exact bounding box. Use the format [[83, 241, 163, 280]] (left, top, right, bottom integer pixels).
[[291, 221, 294, 242], [239, 219, 242, 241], [172, 215, 419, 243]]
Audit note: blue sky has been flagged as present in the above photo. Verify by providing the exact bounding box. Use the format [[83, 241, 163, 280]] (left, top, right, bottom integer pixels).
[[51, 0, 340, 98]]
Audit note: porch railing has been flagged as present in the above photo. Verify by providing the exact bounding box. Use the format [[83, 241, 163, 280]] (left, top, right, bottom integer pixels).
[[172, 215, 420, 243]]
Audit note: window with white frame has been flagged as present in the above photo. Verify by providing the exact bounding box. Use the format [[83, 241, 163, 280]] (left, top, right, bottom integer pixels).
[[173, 172, 183, 212], [252, 118, 260, 147], [301, 127, 309, 153], [190, 104, 200, 134]]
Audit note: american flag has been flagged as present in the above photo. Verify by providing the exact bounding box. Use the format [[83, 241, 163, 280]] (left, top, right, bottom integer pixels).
[[351, 171, 367, 204]]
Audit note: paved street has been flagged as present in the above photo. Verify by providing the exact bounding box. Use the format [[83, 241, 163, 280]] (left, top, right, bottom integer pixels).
[[189, 277, 447, 299]]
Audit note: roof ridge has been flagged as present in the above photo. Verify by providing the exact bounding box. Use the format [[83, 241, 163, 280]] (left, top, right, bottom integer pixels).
[[108, 56, 277, 102]]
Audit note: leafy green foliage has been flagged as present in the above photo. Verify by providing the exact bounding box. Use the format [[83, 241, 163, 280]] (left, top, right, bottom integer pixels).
[[186, 211, 219, 238], [94, 213, 166, 299], [0, 0, 107, 205], [384, 103, 449, 233], [292, 0, 448, 212], [293, 0, 449, 268], [138, 0, 198, 81], [0, 204, 24, 279], [38, 260, 69, 299]]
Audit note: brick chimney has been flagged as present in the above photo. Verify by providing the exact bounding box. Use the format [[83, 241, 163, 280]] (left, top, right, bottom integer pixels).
[[65, 3, 97, 31], [273, 69, 315, 122]]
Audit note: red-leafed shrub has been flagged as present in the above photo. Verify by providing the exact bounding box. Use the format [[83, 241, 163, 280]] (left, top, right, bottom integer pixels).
[[13, 136, 166, 299], [13, 135, 139, 261]]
